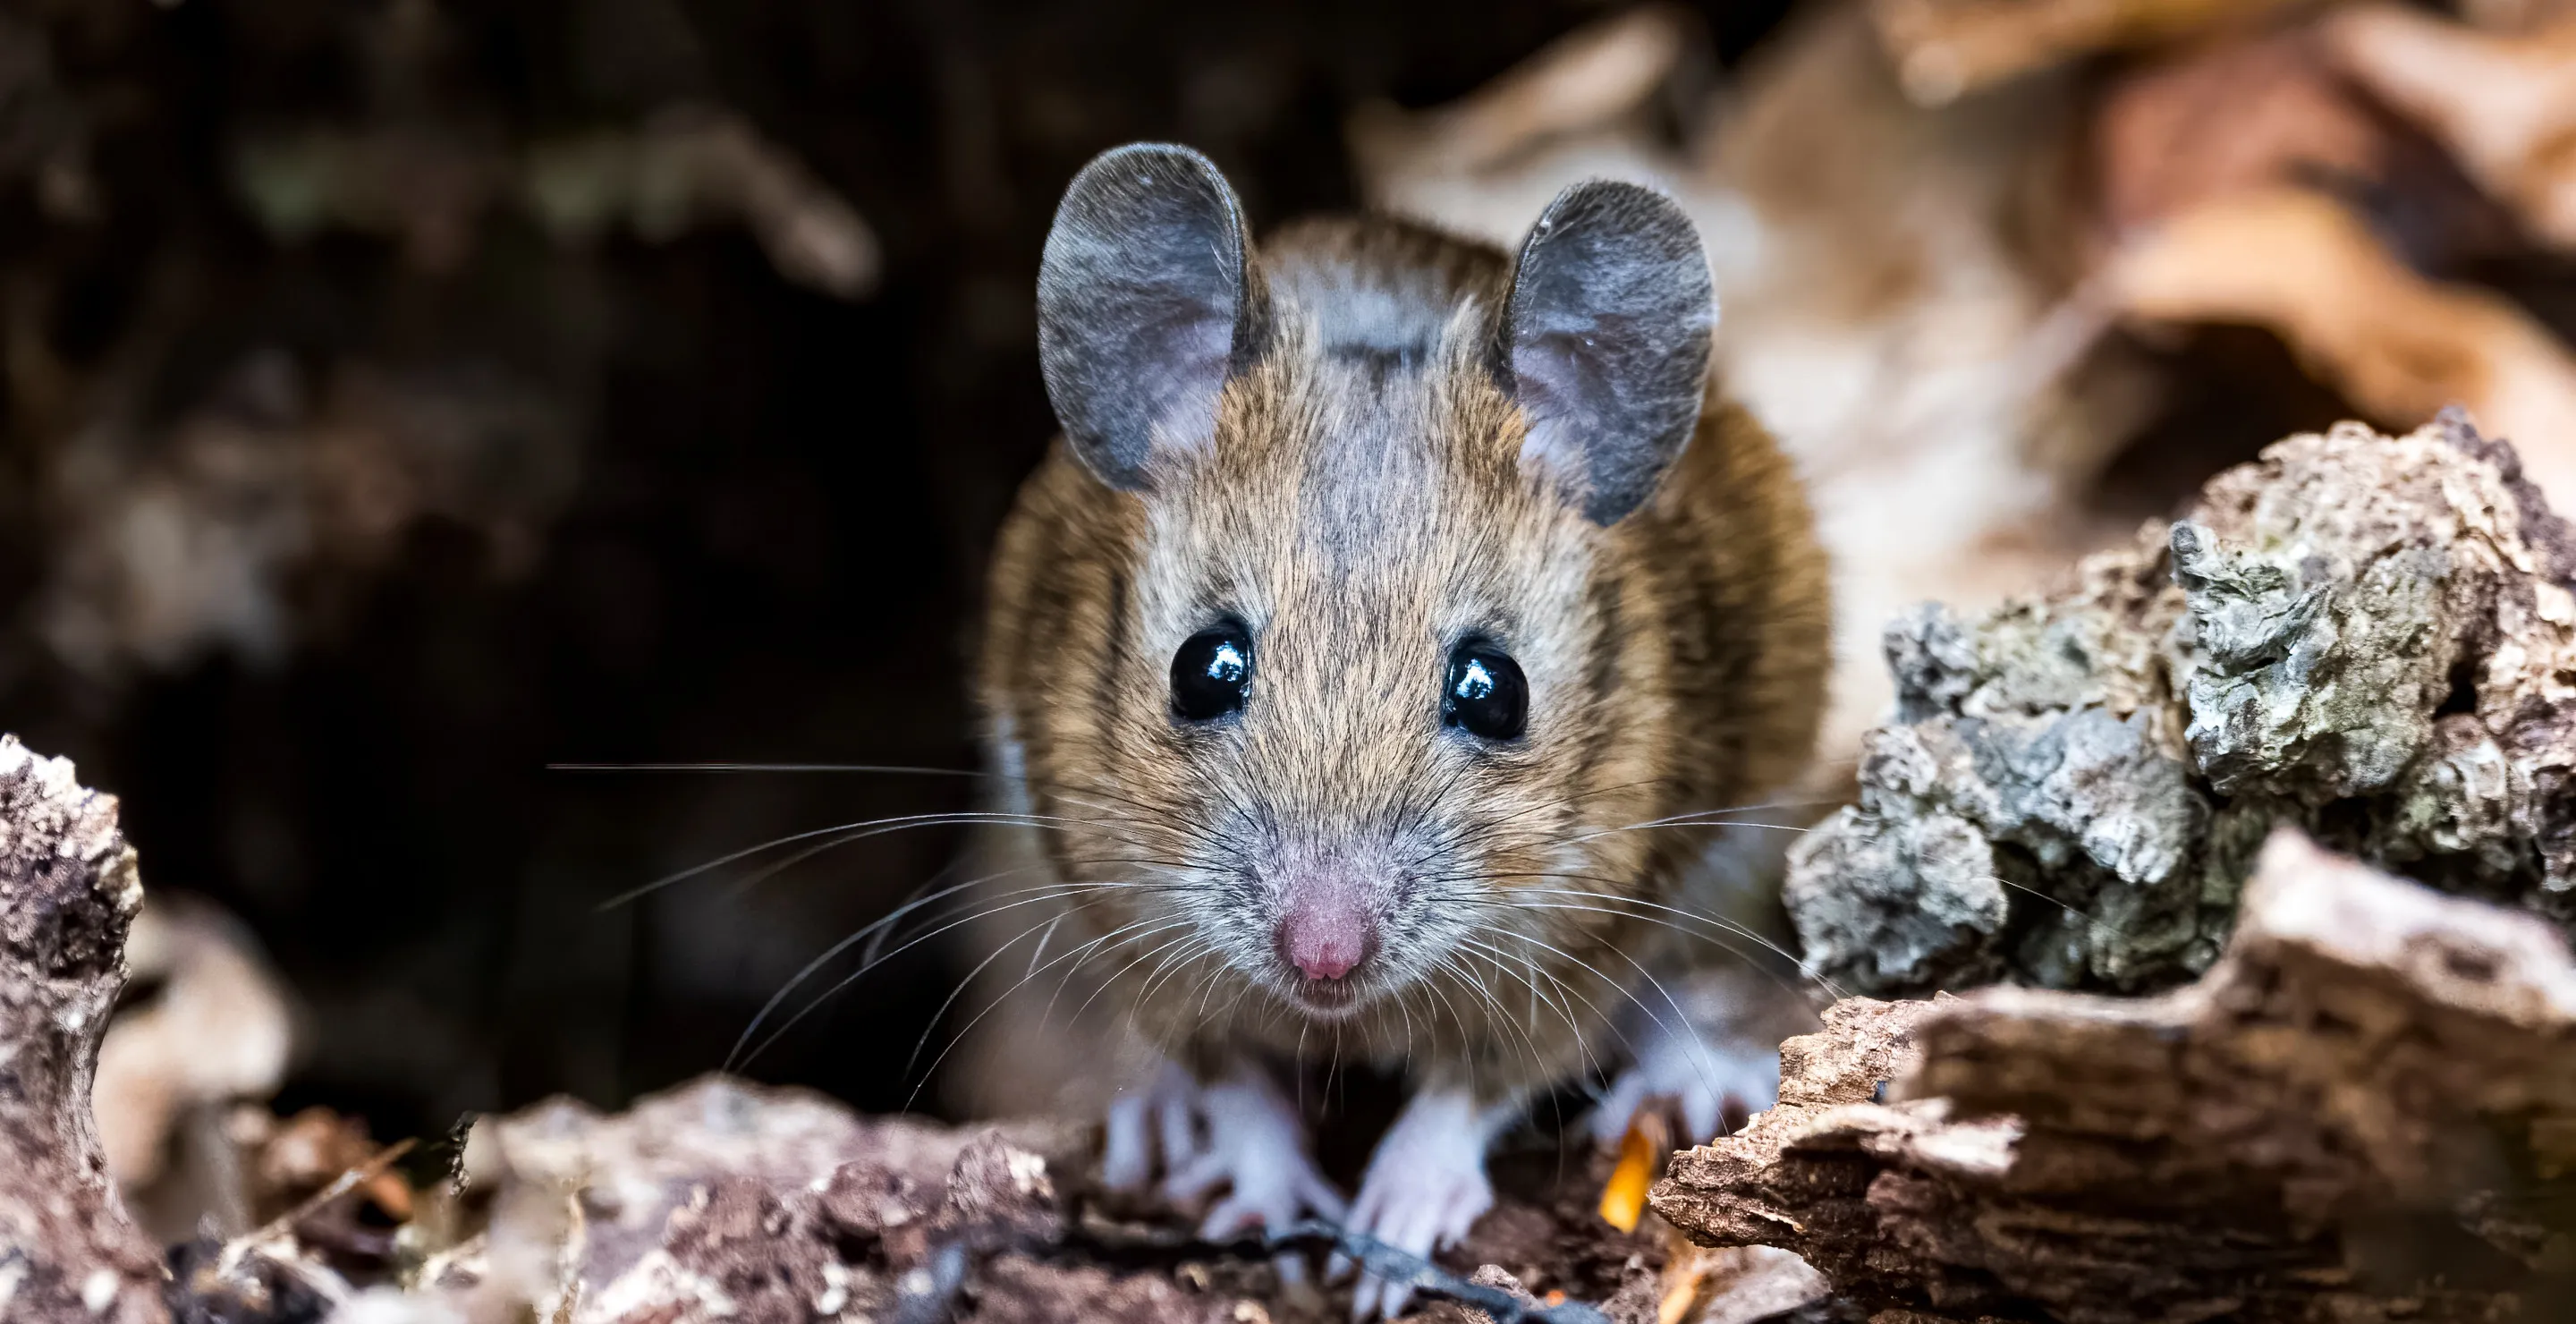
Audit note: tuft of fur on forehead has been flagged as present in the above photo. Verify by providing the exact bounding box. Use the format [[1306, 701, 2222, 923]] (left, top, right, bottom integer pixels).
[[979, 209, 1829, 1102], [1153, 222, 1552, 551], [1261, 216, 1511, 367]]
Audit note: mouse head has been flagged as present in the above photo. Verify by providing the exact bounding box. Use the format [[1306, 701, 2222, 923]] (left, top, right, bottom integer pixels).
[[1013, 143, 1716, 1025]]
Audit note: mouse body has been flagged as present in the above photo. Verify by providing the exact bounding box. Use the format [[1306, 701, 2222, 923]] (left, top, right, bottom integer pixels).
[[974, 144, 1829, 1316]]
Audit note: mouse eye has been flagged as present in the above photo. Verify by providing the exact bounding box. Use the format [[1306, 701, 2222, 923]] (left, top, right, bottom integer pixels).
[[1171, 625, 1253, 723], [1443, 641, 1527, 742]]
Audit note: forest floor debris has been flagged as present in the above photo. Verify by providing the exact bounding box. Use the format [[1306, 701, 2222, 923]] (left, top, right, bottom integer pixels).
[[99, 894, 297, 1241], [142, 1073, 1691, 1324]]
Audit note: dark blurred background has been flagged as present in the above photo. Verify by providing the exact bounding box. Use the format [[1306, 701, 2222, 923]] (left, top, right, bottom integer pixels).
[[0, 0, 1804, 1142]]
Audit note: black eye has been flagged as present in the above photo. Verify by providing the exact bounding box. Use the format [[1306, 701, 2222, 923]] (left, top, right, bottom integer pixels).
[[1171, 625, 1252, 723], [1443, 642, 1527, 742]]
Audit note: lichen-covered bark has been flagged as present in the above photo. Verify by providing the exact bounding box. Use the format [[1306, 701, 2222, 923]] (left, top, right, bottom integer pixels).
[[1655, 829, 2576, 1322], [0, 734, 169, 1324], [1790, 412, 2576, 997]]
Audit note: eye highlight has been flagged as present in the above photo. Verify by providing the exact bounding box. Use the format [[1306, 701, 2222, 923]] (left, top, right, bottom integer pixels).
[[1171, 624, 1252, 722], [1443, 641, 1527, 742]]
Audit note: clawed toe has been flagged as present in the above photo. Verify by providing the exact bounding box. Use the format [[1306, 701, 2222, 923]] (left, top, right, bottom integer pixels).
[[1104, 1065, 1344, 1252], [1102, 1060, 1199, 1192], [1342, 1090, 1503, 1320]]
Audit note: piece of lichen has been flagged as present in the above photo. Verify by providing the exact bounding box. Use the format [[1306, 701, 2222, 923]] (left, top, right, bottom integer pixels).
[[1789, 412, 2576, 997]]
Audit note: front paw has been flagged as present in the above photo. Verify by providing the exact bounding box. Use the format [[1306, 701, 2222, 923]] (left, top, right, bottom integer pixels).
[[1102, 1059, 1203, 1193], [1338, 1091, 1500, 1320], [1159, 1072, 1347, 1243]]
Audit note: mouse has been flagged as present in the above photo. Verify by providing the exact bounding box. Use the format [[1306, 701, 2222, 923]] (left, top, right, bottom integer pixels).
[[971, 142, 1831, 1318]]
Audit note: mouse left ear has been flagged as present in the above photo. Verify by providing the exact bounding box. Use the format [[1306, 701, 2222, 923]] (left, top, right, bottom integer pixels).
[[1038, 143, 1259, 491], [1496, 181, 1715, 525]]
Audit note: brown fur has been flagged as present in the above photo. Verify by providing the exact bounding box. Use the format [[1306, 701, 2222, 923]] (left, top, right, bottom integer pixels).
[[975, 214, 1829, 1108]]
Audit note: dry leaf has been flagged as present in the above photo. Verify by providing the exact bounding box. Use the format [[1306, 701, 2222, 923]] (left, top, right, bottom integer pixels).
[[2089, 23, 2513, 269], [1868, 0, 2311, 104], [2324, 3, 2576, 250], [2107, 187, 2576, 502]]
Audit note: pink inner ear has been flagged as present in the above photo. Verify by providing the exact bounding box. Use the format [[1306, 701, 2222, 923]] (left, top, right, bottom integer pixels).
[[1512, 332, 1607, 496], [1142, 307, 1235, 455], [1277, 878, 1376, 982]]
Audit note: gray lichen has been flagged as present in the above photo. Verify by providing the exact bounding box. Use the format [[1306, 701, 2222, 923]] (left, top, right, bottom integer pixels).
[[1790, 412, 2576, 996]]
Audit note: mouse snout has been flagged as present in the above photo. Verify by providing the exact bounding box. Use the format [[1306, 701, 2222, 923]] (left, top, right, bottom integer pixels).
[[1275, 873, 1377, 983]]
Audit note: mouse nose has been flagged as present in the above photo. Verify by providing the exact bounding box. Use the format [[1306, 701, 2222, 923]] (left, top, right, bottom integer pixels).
[[1276, 878, 1376, 982]]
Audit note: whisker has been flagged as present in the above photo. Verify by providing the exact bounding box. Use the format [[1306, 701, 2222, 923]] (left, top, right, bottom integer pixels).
[[1415, 968, 1478, 1098], [892, 903, 1129, 1083], [726, 873, 1175, 1070], [731, 868, 1040, 1061], [1481, 881, 1839, 998], [1070, 923, 1211, 1025], [1557, 819, 1813, 847], [598, 809, 1178, 912], [1457, 933, 1624, 1072], [1507, 927, 1723, 1110], [1425, 878, 1836, 1008], [1985, 873, 2136, 945], [1131, 928, 1223, 1010], [1035, 910, 1188, 1035], [1438, 950, 1547, 1087], [898, 909, 1195, 1088], [758, 902, 1193, 1076], [1456, 936, 1612, 1087], [861, 854, 1182, 967]]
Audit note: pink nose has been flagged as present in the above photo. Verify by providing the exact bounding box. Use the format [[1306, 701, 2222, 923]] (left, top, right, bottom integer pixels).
[[1278, 884, 1375, 982]]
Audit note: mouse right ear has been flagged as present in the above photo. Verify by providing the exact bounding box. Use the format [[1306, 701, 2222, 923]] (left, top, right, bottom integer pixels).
[[1496, 180, 1715, 525], [1037, 143, 1258, 491]]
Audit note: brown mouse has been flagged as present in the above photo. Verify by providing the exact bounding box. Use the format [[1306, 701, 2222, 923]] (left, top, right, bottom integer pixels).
[[974, 142, 1829, 1317]]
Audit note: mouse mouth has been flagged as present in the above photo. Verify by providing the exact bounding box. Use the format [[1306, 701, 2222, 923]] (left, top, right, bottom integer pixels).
[[1282, 976, 1369, 1021]]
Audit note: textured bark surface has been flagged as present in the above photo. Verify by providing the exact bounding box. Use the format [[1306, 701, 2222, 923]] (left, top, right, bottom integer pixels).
[[0, 734, 169, 1324], [1789, 412, 2576, 998], [1655, 829, 2576, 1323]]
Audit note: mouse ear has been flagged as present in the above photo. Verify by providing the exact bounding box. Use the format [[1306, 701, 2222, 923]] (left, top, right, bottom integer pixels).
[[1038, 143, 1258, 491], [1497, 181, 1715, 524]]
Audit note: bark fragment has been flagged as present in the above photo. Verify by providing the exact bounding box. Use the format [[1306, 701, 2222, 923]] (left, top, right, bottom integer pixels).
[[0, 734, 170, 1324], [1657, 829, 2576, 1322]]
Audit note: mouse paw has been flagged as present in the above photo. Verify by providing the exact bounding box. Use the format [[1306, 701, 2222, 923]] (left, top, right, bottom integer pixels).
[[1103, 1059, 1203, 1192], [1588, 1015, 1780, 1147], [1159, 1069, 1346, 1249], [1336, 1090, 1500, 1321]]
